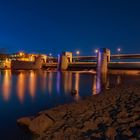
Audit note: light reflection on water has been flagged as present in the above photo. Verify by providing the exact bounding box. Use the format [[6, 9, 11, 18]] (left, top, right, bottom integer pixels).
[[2, 70, 11, 101], [0, 70, 140, 103], [29, 71, 36, 99], [0, 70, 96, 103], [17, 72, 25, 103], [0, 70, 140, 140]]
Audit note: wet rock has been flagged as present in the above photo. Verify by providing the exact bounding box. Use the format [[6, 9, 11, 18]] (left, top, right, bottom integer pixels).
[[52, 120, 65, 130], [29, 114, 54, 135], [17, 84, 140, 140], [17, 117, 32, 127], [45, 110, 66, 121]]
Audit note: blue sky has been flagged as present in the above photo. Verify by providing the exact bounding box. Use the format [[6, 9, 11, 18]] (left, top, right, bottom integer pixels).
[[0, 0, 140, 55]]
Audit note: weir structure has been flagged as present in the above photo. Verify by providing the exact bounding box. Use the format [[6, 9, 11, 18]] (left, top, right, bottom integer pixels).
[[57, 48, 110, 72], [45, 49, 140, 70], [57, 48, 110, 93]]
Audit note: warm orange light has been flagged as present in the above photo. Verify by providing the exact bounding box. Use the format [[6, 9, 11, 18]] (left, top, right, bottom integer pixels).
[[28, 55, 35, 61], [17, 72, 25, 103], [74, 73, 80, 101], [41, 71, 47, 92], [63, 72, 72, 94], [19, 52, 24, 57], [29, 71, 36, 99], [92, 75, 97, 95], [2, 70, 11, 101]]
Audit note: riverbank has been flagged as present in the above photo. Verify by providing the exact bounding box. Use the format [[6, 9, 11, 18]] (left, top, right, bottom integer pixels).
[[17, 83, 140, 140]]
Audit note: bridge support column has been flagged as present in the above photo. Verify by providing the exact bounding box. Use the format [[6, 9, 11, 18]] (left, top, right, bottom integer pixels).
[[58, 52, 72, 71], [96, 48, 110, 89]]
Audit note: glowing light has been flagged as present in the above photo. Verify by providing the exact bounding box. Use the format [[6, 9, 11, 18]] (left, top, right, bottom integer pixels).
[[117, 48, 121, 60], [49, 53, 52, 56], [63, 72, 72, 94], [2, 70, 11, 101], [117, 48, 121, 52], [95, 49, 98, 53], [92, 75, 97, 95], [17, 72, 25, 103], [19, 52, 24, 57], [29, 55, 35, 61], [41, 71, 47, 92], [29, 71, 36, 99], [76, 51, 80, 55]]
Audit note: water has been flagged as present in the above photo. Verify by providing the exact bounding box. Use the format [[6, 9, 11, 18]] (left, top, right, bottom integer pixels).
[[0, 69, 140, 140]]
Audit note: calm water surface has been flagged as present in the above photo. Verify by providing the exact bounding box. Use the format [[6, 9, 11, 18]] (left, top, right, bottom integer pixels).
[[0, 70, 140, 140]]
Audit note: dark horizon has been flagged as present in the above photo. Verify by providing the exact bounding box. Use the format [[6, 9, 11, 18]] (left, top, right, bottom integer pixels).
[[0, 0, 140, 55]]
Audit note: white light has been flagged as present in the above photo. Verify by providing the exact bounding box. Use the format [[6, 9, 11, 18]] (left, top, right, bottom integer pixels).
[[95, 49, 98, 53], [49, 53, 52, 56], [117, 48, 121, 52], [76, 51, 80, 55]]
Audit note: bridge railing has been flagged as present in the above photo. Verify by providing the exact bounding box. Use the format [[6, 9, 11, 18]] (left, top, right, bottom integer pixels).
[[46, 54, 140, 63]]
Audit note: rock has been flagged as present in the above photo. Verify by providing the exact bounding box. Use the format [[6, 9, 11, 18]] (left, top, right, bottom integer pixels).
[[117, 111, 128, 119], [45, 109, 66, 121], [122, 129, 132, 137], [52, 131, 64, 140], [52, 120, 65, 131], [17, 117, 32, 127], [105, 127, 116, 140], [71, 89, 77, 95], [29, 114, 54, 135], [17, 84, 140, 140], [82, 121, 97, 131]]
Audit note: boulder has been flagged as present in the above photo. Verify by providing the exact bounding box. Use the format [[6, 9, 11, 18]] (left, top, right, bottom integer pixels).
[[105, 127, 116, 140], [29, 114, 54, 135], [17, 117, 32, 127]]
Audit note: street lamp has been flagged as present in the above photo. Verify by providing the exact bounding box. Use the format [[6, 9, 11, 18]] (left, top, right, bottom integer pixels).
[[117, 48, 121, 61], [49, 53, 52, 57], [76, 50, 80, 62], [76, 50, 80, 55], [117, 48, 121, 53], [94, 49, 98, 54]]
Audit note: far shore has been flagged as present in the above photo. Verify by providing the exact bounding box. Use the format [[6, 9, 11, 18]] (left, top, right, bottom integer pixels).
[[17, 81, 140, 140]]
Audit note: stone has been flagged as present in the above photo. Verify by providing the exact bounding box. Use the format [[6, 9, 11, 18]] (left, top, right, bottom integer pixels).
[[52, 131, 64, 140], [17, 83, 140, 140], [17, 117, 32, 127], [29, 114, 54, 135], [122, 130, 132, 137], [45, 109, 66, 121], [105, 127, 116, 140], [82, 121, 97, 132]]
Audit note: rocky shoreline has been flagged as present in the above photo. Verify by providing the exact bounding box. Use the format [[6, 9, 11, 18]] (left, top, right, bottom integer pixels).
[[17, 83, 140, 140]]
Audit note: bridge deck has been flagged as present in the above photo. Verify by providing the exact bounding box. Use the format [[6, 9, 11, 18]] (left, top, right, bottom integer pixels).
[[44, 62, 140, 70]]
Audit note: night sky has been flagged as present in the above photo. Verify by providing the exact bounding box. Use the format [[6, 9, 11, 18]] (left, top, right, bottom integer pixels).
[[0, 0, 140, 55]]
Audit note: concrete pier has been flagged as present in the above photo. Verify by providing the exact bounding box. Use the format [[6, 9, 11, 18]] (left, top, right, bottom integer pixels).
[[58, 52, 72, 70], [96, 48, 110, 89]]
